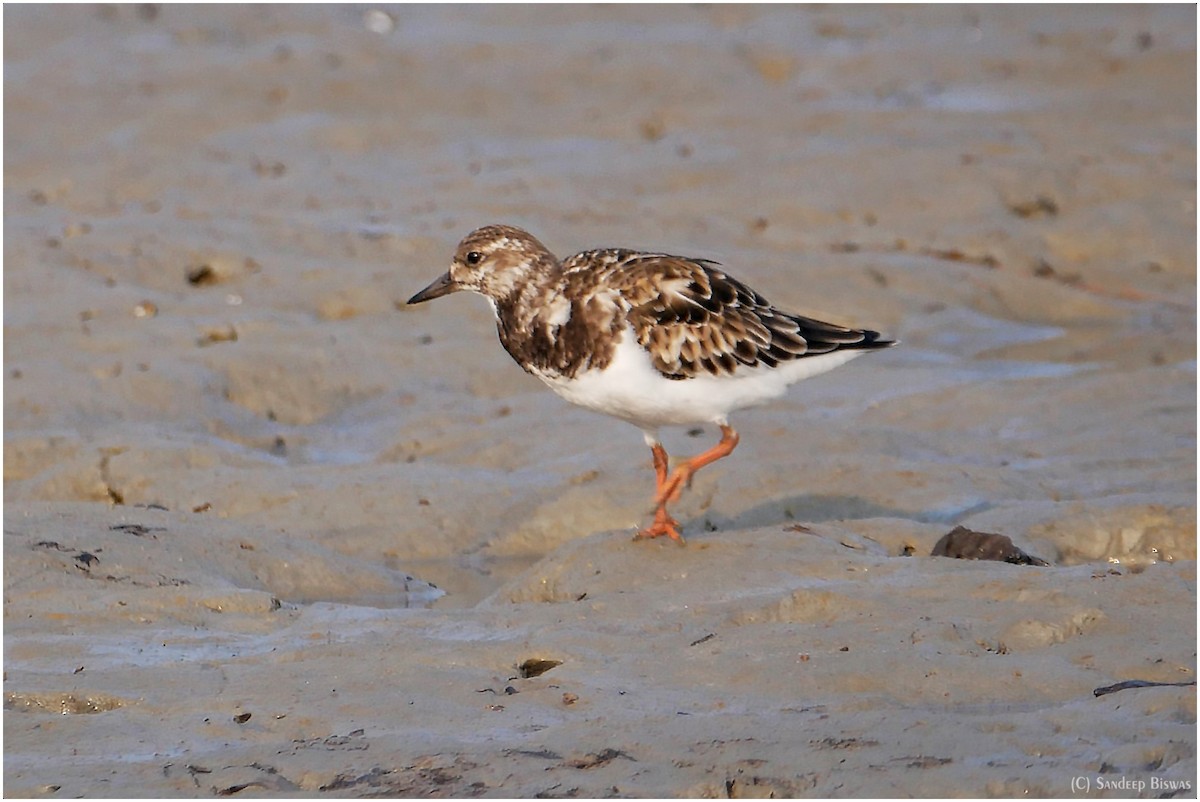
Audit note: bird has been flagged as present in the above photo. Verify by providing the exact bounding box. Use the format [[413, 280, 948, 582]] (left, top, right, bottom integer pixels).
[[408, 224, 896, 542]]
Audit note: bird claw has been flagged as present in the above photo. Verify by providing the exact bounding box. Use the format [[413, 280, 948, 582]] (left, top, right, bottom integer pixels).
[[635, 524, 686, 544], [636, 509, 686, 543]]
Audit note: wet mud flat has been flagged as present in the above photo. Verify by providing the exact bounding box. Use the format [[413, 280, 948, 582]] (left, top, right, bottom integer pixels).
[[4, 504, 1196, 797], [4, 4, 1196, 798]]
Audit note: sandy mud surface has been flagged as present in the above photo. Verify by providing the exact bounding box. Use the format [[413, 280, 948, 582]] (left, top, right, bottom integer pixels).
[[5, 5, 1196, 797]]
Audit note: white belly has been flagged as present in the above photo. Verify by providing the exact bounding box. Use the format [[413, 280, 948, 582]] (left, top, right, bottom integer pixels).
[[534, 326, 867, 429]]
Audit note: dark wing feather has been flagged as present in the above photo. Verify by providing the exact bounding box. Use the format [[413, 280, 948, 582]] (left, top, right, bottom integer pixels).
[[598, 253, 893, 380]]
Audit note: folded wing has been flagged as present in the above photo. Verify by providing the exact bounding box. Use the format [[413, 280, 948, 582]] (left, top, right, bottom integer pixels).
[[594, 253, 892, 380]]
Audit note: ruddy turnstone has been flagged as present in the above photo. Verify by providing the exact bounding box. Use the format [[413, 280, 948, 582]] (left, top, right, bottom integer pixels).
[[409, 225, 895, 542]]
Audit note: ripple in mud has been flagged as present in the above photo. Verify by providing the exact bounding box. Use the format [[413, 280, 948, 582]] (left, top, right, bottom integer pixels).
[[6, 504, 444, 621], [728, 588, 870, 625], [218, 352, 381, 426]]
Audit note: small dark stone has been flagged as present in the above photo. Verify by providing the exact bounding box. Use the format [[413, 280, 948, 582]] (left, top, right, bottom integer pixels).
[[931, 526, 1049, 566], [186, 264, 218, 286], [519, 658, 563, 678]]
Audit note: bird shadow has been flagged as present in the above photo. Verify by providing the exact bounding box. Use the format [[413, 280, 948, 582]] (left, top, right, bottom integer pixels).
[[689, 493, 991, 535]]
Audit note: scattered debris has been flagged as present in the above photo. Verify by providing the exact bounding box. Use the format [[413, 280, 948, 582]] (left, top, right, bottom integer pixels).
[[215, 781, 266, 796], [918, 246, 999, 268], [505, 748, 562, 760], [1032, 258, 1081, 285], [902, 755, 953, 769], [1008, 194, 1059, 218], [566, 748, 635, 769], [690, 633, 716, 647], [1093, 679, 1196, 698], [197, 325, 238, 347], [33, 540, 69, 552], [110, 523, 165, 537], [810, 736, 880, 750], [291, 731, 369, 752], [319, 767, 393, 793]]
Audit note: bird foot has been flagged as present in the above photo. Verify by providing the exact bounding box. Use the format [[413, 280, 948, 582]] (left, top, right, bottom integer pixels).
[[640, 427, 739, 545], [635, 509, 686, 544]]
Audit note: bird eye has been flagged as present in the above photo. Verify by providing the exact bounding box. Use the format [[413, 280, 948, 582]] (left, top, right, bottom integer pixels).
[[465, 251, 483, 266]]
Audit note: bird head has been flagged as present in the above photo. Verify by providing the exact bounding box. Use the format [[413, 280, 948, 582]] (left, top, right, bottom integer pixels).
[[407, 225, 556, 306]]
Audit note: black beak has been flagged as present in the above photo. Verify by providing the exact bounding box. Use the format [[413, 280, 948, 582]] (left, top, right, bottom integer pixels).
[[407, 271, 460, 305]]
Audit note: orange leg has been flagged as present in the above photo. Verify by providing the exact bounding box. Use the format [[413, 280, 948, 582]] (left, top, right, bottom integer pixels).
[[657, 425, 740, 507], [651, 442, 670, 489], [637, 426, 740, 543], [638, 443, 683, 541]]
